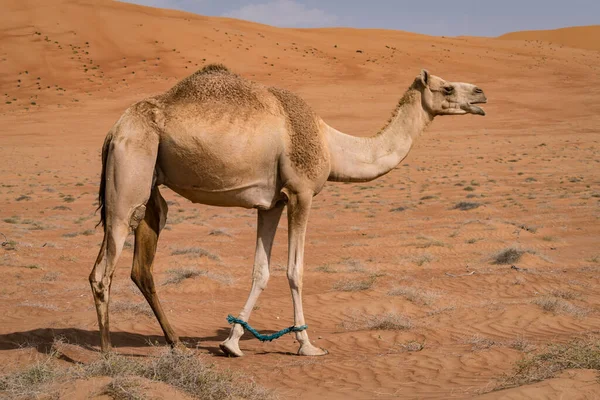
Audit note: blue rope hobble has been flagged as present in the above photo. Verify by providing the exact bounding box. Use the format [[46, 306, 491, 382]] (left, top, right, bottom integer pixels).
[[226, 315, 307, 342]]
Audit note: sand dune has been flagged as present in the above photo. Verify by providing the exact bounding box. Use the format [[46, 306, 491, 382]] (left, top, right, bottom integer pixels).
[[1, 0, 600, 399], [499, 25, 600, 51]]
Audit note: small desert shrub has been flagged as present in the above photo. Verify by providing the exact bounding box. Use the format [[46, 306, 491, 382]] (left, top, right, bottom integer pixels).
[[387, 286, 439, 305], [462, 334, 497, 351], [332, 277, 374, 292], [367, 313, 413, 330], [41, 271, 60, 282], [0, 357, 58, 399], [508, 336, 537, 353], [1, 347, 273, 400], [161, 269, 234, 287], [426, 305, 456, 316], [412, 253, 433, 266], [532, 295, 588, 317], [492, 247, 537, 265], [208, 229, 230, 237], [340, 311, 413, 331], [587, 255, 600, 263], [400, 340, 425, 352], [111, 300, 153, 317], [16, 195, 32, 201], [63, 195, 75, 203], [171, 247, 220, 261], [453, 202, 481, 211], [341, 258, 365, 273], [163, 268, 207, 285], [549, 289, 580, 300], [341, 311, 412, 331], [389, 206, 406, 212], [415, 235, 445, 248], [102, 376, 146, 400], [495, 337, 600, 391], [315, 264, 337, 273], [493, 248, 523, 264]]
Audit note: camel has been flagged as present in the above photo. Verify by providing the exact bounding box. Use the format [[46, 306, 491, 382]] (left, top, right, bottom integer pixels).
[[90, 64, 487, 357]]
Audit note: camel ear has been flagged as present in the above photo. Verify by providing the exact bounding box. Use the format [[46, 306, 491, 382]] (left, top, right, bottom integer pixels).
[[419, 69, 430, 87]]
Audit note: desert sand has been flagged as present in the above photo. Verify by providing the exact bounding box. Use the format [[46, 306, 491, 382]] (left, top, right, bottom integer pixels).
[[1, 0, 600, 399]]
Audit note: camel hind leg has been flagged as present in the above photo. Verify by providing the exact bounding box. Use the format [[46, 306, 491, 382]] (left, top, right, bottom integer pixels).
[[90, 107, 160, 352], [131, 186, 179, 346]]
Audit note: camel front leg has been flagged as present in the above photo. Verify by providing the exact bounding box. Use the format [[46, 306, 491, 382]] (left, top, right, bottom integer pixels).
[[220, 204, 284, 357], [286, 191, 328, 356]]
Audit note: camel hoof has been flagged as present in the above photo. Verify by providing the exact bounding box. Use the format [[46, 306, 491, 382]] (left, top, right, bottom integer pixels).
[[171, 341, 190, 353], [297, 343, 328, 356], [219, 341, 245, 357]]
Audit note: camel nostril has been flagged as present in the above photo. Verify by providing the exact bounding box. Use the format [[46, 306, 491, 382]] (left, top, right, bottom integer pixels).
[[474, 87, 483, 94]]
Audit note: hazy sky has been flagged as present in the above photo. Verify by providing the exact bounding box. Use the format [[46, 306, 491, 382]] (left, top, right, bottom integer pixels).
[[120, 0, 599, 37]]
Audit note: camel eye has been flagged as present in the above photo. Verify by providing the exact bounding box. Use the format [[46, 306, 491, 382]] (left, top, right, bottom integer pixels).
[[443, 86, 454, 95]]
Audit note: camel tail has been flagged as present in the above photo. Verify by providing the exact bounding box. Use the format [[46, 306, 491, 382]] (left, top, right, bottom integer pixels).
[[96, 132, 113, 230]]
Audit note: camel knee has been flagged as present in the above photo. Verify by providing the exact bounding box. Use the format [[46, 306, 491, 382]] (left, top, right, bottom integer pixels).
[[287, 266, 301, 290], [252, 264, 270, 291], [89, 275, 108, 302]]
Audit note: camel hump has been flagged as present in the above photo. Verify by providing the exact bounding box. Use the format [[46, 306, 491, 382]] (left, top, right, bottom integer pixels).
[[158, 64, 267, 111], [197, 63, 230, 74], [268, 87, 328, 179]]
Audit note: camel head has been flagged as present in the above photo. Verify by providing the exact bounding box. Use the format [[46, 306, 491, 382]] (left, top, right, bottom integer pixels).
[[414, 69, 487, 116]]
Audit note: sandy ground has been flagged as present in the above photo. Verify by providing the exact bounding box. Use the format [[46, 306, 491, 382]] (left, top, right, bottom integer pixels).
[[1, 0, 600, 398]]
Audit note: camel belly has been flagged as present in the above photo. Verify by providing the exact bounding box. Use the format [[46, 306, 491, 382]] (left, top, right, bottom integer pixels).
[[163, 180, 282, 209], [156, 124, 284, 209]]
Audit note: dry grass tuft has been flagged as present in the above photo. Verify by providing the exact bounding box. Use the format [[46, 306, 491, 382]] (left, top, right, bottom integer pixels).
[[208, 229, 231, 237], [315, 264, 337, 273], [412, 253, 434, 266], [111, 300, 154, 317], [492, 247, 538, 265], [41, 271, 60, 282], [171, 247, 220, 261], [463, 334, 497, 351], [341, 311, 412, 331], [102, 376, 146, 400], [387, 286, 439, 305], [507, 336, 537, 353], [549, 289, 581, 300], [453, 202, 481, 211], [163, 268, 207, 285], [400, 340, 425, 352], [493, 247, 524, 264], [0, 356, 57, 399], [0, 346, 274, 400], [495, 337, 600, 391], [332, 276, 375, 292], [531, 295, 588, 317]]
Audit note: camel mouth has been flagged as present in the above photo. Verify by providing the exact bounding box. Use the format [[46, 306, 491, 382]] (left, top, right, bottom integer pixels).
[[463, 101, 486, 116]]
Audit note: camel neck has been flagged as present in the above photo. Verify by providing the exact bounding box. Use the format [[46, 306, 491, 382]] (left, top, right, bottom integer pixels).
[[326, 89, 433, 182]]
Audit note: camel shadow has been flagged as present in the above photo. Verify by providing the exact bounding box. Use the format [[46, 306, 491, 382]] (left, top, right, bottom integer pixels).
[[0, 327, 281, 357]]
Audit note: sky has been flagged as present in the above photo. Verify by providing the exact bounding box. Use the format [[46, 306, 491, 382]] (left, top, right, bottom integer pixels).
[[120, 0, 600, 37]]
